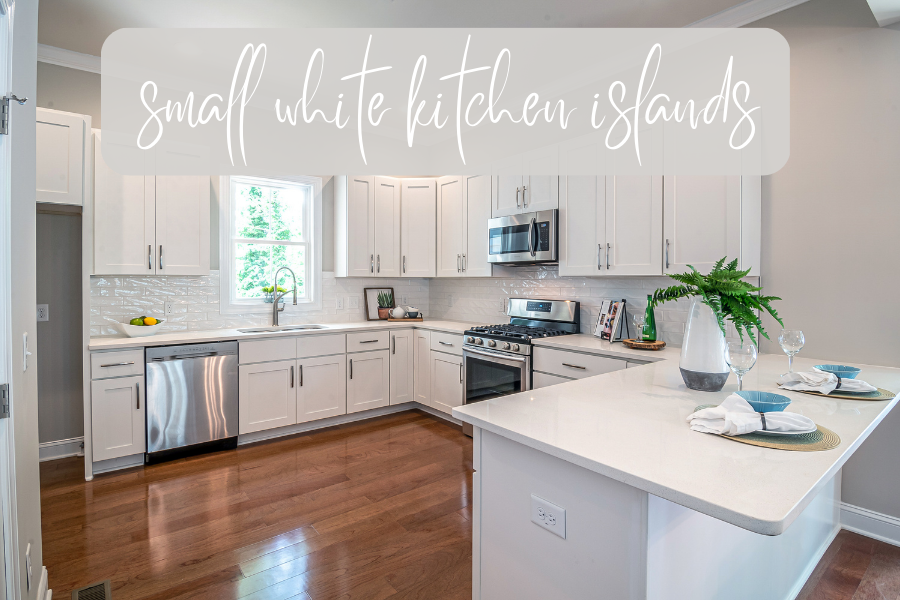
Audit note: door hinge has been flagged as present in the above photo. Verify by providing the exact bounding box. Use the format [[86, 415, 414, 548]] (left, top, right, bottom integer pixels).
[[1, 95, 28, 135], [0, 383, 10, 419]]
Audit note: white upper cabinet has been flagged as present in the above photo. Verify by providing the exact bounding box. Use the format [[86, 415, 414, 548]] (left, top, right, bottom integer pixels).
[[605, 175, 663, 275], [400, 179, 436, 277], [463, 174, 493, 276], [36, 108, 86, 206], [155, 175, 210, 275], [374, 176, 401, 277], [436, 174, 493, 278], [335, 175, 401, 277], [559, 139, 605, 277], [436, 175, 465, 277], [491, 145, 559, 217]]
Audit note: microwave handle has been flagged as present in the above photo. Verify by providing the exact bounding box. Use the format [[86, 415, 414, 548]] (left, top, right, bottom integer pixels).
[[529, 217, 537, 257]]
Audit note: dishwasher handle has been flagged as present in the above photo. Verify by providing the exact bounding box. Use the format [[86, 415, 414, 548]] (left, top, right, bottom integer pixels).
[[150, 352, 221, 362]]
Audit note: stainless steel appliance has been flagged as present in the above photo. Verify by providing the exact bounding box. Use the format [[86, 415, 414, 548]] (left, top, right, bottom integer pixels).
[[145, 341, 239, 461], [462, 298, 579, 435], [487, 209, 558, 265]]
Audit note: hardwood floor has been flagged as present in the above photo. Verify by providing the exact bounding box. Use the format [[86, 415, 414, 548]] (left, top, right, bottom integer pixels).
[[40, 410, 473, 600], [798, 530, 900, 600]]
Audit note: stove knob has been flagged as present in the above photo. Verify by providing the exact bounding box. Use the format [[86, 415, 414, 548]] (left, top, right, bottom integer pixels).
[[466, 336, 475, 343], [502, 342, 511, 350], [487, 340, 497, 348], [475, 338, 484, 345], [512, 344, 520, 352]]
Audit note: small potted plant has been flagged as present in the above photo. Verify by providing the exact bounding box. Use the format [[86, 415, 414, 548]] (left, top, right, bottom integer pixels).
[[377, 291, 394, 320], [262, 285, 287, 303]]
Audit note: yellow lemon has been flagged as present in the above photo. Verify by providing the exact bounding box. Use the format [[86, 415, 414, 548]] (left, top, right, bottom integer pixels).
[[143, 317, 158, 326]]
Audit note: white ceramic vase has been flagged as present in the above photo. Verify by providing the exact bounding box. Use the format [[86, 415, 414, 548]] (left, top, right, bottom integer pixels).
[[679, 297, 729, 391]]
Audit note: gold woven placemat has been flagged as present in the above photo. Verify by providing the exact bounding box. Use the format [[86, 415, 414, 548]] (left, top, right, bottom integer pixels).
[[777, 386, 895, 401], [694, 405, 841, 452]]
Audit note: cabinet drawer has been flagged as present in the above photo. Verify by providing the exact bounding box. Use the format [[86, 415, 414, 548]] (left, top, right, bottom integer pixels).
[[240, 337, 297, 364], [347, 331, 389, 353], [533, 347, 627, 379], [91, 349, 145, 380], [297, 334, 346, 359], [430, 332, 463, 356], [533, 371, 574, 389]]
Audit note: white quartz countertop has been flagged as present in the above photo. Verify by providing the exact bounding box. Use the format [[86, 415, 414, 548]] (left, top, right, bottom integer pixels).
[[532, 333, 680, 362], [89, 320, 474, 350], [454, 353, 900, 535]]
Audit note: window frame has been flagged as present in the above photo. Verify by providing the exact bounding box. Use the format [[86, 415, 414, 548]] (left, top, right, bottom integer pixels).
[[219, 175, 322, 315]]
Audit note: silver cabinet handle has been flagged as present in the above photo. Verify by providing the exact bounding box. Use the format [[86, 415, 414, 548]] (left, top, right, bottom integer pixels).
[[299, 364, 303, 387], [460, 363, 463, 383], [598, 244, 602, 270], [349, 359, 353, 379], [377, 254, 380, 273], [606, 243, 611, 270], [439, 341, 453, 346], [403, 256, 406, 274], [522, 185, 527, 207], [101, 361, 134, 368], [159, 245, 163, 270], [562, 363, 586, 370], [360, 339, 379, 344], [392, 336, 396, 355], [457, 254, 461, 273], [665, 239, 670, 270], [516, 186, 521, 208], [136, 381, 140, 409], [462, 254, 467, 272], [148, 245, 152, 270], [290, 365, 294, 388], [370, 254, 374, 273]]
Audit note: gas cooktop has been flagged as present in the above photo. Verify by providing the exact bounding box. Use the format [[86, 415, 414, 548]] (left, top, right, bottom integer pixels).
[[463, 298, 581, 356]]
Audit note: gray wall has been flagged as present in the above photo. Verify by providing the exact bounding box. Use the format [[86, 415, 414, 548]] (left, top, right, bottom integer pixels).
[[36, 209, 84, 443], [37, 62, 101, 127], [752, 0, 900, 517]]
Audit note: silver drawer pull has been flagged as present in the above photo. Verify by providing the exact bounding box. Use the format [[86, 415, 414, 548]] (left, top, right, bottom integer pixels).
[[562, 363, 586, 370], [439, 341, 453, 346], [100, 361, 134, 368], [359, 339, 380, 344]]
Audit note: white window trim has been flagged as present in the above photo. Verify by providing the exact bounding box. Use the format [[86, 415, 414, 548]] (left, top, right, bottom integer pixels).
[[219, 175, 323, 315]]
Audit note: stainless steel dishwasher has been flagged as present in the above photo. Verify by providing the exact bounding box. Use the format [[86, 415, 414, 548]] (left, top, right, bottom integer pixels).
[[145, 341, 238, 461]]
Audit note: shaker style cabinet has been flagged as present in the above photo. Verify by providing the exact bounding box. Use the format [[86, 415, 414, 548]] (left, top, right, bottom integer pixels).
[[297, 354, 347, 423], [389, 330, 415, 405], [239, 359, 298, 434], [430, 350, 464, 415], [414, 330, 432, 406], [334, 175, 401, 277], [92, 131, 210, 275], [400, 179, 437, 277], [347, 350, 391, 414], [90, 375, 145, 462], [491, 145, 559, 217], [435, 175, 492, 277], [36, 108, 88, 206]]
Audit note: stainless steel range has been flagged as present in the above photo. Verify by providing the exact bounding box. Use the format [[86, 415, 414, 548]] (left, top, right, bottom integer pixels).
[[461, 298, 580, 435]]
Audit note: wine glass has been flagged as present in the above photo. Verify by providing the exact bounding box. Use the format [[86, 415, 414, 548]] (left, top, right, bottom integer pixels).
[[725, 342, 758, 391], [632, 313, 646, 341], [778, 330, 805, 375]]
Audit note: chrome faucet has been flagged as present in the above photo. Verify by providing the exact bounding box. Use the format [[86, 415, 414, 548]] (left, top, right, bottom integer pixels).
[[272, 266, 298, 326]]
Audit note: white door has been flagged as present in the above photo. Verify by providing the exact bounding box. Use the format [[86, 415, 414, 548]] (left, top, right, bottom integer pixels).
[[491, 156, 523, 217], [347, 350, 390, 414], [347, 176, 375, 277], [400, 179, 436, 277], [523, 145, 559, 212], [463, 174, 493, 277], [239, 360, 297, 434], [90, 375, 146, 461], [605, 175, 663, 275], [297, 355, 346, 423], [559, 138, 605, 276], [35, 108, 84, 206], [414, 330, 431, 406], [663, 175, 741, 275], [93, 131, 156, 274], [430, 351, 463, 415], [390, 331, 414, 405], [373, 176, 401, 277], [436, 176, 464, 277], [155, 175, 210, 275]]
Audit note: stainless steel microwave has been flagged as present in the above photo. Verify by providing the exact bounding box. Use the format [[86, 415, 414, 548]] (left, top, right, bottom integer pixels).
[[487, 209, 558, 265]]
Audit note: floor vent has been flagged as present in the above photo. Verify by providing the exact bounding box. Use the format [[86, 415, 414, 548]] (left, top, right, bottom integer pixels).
[[71, 580, 112, 600]]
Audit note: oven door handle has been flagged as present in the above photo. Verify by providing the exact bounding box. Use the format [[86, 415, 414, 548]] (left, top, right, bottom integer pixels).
[[464, 347, 528, 364]]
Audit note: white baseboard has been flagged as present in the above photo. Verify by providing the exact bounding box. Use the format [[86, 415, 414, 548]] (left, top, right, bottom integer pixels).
[[92, 453, 144, 475], [841, 502, 900, 547], [415, 403, 462, 426], [39, 437, 84, 462]]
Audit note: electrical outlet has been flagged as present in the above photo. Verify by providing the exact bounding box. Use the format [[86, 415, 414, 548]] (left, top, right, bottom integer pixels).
[[348, 296, 360, 309], [335, 297, 344, 310], [401, 296, 408, 305], [165, 301, 175, 316], [531, 494, 566, 539], [36, 304, 49, 322]]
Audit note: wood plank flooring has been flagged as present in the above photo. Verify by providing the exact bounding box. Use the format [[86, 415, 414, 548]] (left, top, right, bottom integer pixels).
[[40, 410, 473, 600], [798, 530, 900, 600]]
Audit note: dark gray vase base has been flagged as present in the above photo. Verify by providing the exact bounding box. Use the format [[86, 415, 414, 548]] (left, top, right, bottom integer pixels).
[[680, 368, 730, 392]]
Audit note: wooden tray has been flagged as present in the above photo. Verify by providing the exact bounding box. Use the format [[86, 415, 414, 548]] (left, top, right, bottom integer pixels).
[[387, 317, 423, 322], [622, 339, 666, 351], [777, 385, 895, 401]]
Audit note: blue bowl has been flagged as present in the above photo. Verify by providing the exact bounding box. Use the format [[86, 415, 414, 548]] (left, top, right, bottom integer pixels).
[[735, 391, 792, 413], [815, 364, 861, 379]]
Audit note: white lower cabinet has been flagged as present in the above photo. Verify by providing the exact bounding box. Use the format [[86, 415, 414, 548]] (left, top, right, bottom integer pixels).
[[390, 330, 414, 405], [90, 375, 145, 461], [297, 354, 347, 423], [533, 371, 574, 389], [239, 359, 297, 434], [414, 330, 432, 406], [430, 351, 463, 415], [347, 350, 391, 414]]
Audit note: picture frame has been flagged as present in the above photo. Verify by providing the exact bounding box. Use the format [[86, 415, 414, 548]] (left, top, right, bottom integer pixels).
[[594, 299, 628, 342], [364, 287, 395, 321]]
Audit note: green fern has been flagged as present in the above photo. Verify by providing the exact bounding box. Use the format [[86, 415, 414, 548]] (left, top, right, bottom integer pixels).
[[649, 257, 782, 344]]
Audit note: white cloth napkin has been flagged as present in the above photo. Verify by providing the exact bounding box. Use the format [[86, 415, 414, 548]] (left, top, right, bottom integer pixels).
[[779, 370, 877, 395], [687, 393, 815, 436]]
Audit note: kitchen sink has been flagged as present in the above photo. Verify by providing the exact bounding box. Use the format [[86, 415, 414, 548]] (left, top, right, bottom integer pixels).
[[237, 325, 329, 334]]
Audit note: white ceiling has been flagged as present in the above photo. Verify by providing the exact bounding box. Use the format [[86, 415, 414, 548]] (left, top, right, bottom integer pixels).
[[38, 0, 754, 56]]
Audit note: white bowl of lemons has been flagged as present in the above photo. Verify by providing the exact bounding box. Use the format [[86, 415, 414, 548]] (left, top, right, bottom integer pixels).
[[114, 316, 165, 338]]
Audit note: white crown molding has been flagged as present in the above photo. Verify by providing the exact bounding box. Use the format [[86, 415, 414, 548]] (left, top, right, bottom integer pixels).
[[37, 43, 101, 74], [688, 0, 812, 27]]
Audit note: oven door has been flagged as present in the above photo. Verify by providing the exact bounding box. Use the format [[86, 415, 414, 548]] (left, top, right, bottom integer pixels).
[[462, 347, 531, 435]]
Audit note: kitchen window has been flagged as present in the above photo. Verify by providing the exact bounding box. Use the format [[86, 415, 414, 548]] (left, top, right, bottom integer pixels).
[[220, 175, 322, 314]]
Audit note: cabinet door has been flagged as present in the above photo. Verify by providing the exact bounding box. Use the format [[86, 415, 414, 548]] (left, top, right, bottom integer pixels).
[[91, 375, 145, 461], [155, 175, 210, 275], [463, 174, 493, 277], [491, 156, 523, 217], [400, 179, 436, 277], [523, 145, 559, 212], [605, 175, 663, 275], [347, 350, 390, 414], [239, 359, 297, 434], [297, 355, 347, 423], [414, 330, 431, 406], [374, 176, 401, 277], [347, 176, 375, 277], [559, 139, 605, 276], [93, 131, 156, 275], [390, 330, 415, 405], [36, 108, 84, 206], [436, 176, 464, 277], [430, 351, 463, 415], [663, 175, 741, 275]]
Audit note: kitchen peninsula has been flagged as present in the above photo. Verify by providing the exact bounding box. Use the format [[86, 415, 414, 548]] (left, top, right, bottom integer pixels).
[[454, 349, 900, 600]]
